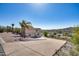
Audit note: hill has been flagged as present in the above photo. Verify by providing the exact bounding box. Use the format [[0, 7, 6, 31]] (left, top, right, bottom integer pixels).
[[42, 27, 74, 33]]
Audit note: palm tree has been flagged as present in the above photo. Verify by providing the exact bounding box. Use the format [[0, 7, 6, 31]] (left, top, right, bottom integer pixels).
[[19, 20, 33, 38], [11, 24, 14, 32], [7, 26, 12, 32]]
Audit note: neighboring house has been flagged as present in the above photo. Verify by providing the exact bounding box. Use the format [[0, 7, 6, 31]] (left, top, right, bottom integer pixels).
[[25, 28, 42, 38]]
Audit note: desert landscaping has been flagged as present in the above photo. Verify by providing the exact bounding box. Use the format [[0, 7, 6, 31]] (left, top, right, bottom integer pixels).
[[0, 32, 66, 56], [0, 20, 68, 56]]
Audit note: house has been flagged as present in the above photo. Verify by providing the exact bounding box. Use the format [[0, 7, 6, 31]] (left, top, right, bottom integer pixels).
[[25, 28, 42, 38]]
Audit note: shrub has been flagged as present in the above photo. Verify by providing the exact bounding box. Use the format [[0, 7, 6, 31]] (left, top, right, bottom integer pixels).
[[0, 26, 4, 33], [6, 26, 12, 32], [69, 49, 79, 56], [71, 33, 79, 45], [53, 32, 57, 35], [71, 26, 79, 45], [43, 31, 48, 37], [14, 28, 21, 34], [50, 34, 54, 38], [63, 32, 68, 36], [70, 26, 79, 54]]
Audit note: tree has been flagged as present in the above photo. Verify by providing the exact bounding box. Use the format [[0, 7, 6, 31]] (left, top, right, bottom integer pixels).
[[11, 24, 14, 32], [19, 20, 33, 38]]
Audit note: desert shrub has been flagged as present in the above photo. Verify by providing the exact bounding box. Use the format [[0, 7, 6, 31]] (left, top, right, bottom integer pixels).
[[63, 32, 68, 36], [69, 49, 79, 56], [0, 25, 18, 33], [43, 31, 48, 37], [14, 28, 21, 34], [6, 26, 12, 32], [70, 26, 79, 55], [58, 34, 61, 37], [58, 31, 62, 34], [71, 26, 79, 45], [71, 33, 79, 45], [53, 32, 57, 35], [0, 26, 4, 33], [0, 28, 4, 33], [50, 34, 54, 38]]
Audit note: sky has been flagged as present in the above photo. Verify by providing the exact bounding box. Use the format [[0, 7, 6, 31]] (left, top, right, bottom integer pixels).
[[0, 3, 79, 29]]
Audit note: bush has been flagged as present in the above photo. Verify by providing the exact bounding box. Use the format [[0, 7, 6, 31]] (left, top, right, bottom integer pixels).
[[53, 32, 57, 35], [14, 28, 21, 34], [70, 26, 79, 55], [69, 49, 79, 56], [71, 26, 79, 45], [71, 33, 79, 45], [63, 32, 68, 36], [6, 26, 12, 32], [0, 28, 4, 33], [43, 31, 48, 37], [50, 34, 54, 38], [0, 26, 4, 33]]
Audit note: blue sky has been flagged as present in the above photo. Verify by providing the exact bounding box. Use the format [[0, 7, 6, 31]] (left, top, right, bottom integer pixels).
[[0, 3, 79, 29]]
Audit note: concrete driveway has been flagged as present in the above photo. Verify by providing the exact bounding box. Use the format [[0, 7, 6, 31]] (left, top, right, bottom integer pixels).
[[3, 38, 66, 56]]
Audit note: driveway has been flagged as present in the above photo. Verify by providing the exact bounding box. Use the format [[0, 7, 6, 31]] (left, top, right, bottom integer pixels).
[[3, 38, 66, 56]]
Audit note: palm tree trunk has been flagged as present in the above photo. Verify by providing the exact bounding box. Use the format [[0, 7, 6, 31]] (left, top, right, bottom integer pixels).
[[22, 27, 26, 38]]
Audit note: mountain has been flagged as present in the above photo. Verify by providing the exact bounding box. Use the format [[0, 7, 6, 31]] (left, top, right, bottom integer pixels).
[[42, 27, 74, 33]]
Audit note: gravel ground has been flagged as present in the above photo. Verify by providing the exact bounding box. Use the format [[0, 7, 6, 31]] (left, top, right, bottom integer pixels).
[[0, 32, 46, 43], [54, 41, 74, 56]]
